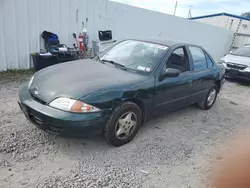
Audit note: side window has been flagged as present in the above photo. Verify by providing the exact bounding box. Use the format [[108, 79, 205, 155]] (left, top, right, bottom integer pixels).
[[205, 53, 214, 68], [188, 46, 207, 71], [166, 47, 189, 73]]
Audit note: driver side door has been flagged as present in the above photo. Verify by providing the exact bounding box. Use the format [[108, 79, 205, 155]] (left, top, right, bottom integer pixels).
[[153, 46, 193, 114]]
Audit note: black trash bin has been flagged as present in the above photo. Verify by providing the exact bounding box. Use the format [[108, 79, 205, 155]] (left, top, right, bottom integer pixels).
[[31, 53, 59, 71], [55, 51, 78, 62]]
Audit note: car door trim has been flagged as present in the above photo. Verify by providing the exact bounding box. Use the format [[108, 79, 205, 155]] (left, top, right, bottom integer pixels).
[[154, 95, 190, 107]]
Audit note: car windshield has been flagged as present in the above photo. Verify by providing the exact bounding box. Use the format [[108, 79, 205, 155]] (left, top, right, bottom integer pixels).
[[100, 40, 168, 73], [232, 47, 250, 57]]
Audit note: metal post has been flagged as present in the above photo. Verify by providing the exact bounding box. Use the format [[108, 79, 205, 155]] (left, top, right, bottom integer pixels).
[[188, 5, 193, 18], [105, 0, 108, 30], [173, 1, 178, 16]]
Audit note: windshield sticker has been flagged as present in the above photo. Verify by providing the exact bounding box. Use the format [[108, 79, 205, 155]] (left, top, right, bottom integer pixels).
[[156, 45, 168, 50], [146, 67, 151, 72], [137, 66, 146, 71], [149, 44, 156, 48], [149, 44, 168, 50]]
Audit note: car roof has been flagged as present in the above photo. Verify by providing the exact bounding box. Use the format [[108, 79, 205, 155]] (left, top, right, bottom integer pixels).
[[127, 38, 195, 47]]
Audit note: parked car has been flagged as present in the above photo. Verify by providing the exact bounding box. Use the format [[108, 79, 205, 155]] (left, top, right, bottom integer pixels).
[[221, 46, 250, 81], [18, 39, 225, 146]]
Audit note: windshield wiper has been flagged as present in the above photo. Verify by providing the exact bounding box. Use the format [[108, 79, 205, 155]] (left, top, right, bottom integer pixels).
[[101, 59, 127, 70], [95, 55, 103, 62]]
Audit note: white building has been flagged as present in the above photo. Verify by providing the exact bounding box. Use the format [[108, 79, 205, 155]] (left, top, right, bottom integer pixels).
[[190, 13, 250, 49], [0, 1, 233, 71]]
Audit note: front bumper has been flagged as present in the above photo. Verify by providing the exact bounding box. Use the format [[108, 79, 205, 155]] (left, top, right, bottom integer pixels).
[[18, 86, 109, 137], [225, 68, 250, 81]]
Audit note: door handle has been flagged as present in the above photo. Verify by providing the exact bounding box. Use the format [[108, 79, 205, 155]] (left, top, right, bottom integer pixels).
[[188, 80, 193, 85]]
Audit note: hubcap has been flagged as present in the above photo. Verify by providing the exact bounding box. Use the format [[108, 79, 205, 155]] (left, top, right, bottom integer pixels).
[[207, 89, 216, 106], [115, 112, 137, 140]]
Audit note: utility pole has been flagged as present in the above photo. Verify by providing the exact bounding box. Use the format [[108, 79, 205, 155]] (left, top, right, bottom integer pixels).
[[173, 1, 178, 16]]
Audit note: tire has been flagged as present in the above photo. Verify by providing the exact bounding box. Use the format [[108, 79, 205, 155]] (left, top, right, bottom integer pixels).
[[198, 85, 218, 110], [104, 102, 142, 147]]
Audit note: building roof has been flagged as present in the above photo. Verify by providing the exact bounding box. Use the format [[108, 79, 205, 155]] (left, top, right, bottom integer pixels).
[[190, 12, 250, 21]]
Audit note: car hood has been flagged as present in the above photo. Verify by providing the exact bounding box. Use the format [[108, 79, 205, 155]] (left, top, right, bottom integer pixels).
[[29, 59, 145, 103], [222, 54, 250, 66]]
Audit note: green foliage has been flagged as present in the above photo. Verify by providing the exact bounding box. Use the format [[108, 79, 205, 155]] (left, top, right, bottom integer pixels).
[[241, 12, 250, 18], [0, 69, 35, 81]]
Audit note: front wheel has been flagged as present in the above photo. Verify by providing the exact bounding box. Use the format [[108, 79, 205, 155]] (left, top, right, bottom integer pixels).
[[104, 102, 142, 147], [198, 85, 218, 110]]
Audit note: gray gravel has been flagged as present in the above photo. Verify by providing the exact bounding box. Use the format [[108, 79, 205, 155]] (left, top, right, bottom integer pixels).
[[0, 73, 250, 188]]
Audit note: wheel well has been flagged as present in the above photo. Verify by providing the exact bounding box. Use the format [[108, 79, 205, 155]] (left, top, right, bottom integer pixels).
[[125, 98, 145, 122]]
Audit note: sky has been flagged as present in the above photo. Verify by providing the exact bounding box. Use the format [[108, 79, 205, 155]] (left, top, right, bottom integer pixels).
[[111, 0, 250, 18]]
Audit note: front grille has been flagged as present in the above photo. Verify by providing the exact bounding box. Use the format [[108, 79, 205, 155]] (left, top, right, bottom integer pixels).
[[29, 114, 43, 126], [28, 112, 63, 134], [227, 62, 247, 70], [30, 93, 47, 105], [47, 125, 63, 134]]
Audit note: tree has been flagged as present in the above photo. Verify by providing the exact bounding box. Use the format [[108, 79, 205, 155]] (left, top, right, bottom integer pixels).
[[241, 12, 250, 18]]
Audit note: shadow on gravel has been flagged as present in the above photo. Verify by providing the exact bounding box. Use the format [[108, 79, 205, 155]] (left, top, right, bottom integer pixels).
[[53, 135, 109, 151], [26, 106, 197, 160], [225, 77, 250, 86], [51, 106, 197, 150], [143, 105, 198, 129], [48, 102, 219, 154]]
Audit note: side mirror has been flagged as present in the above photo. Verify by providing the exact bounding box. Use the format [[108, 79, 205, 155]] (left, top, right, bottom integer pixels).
[[159, 68, 180, 81], [229, 50, 233, 54], [165, 68, 180, 77]]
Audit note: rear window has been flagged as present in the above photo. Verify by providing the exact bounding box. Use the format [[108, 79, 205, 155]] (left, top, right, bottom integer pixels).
[[188, 46, 207, 71], [205, 54, 213, 68]]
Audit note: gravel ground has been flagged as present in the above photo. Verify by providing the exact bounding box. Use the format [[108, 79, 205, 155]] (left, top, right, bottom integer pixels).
[[0, 73, 250, 188]]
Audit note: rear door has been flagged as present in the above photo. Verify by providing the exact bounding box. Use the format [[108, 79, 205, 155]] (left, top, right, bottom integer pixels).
[[187, 46, 216, 104]]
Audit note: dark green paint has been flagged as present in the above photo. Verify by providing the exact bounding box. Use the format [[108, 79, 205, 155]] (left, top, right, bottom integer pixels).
[[18, 40, 225, 137]]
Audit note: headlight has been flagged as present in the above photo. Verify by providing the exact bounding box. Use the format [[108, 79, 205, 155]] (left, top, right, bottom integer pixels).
[[220, 59, 227, 68], [49, 97, 101, 113], [28, 75, 34, 88], [245, 66, 250, 72]]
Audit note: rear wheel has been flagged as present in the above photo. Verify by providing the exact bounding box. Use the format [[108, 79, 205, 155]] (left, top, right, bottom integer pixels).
[[104, 102, 142, 147], [198, 85, 218, 110]]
